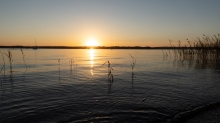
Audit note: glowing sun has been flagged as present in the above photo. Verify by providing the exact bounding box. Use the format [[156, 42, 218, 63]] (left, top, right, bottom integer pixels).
[[85, 38, 99, 46]]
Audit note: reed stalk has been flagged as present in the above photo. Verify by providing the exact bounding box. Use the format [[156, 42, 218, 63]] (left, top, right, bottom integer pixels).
[[20, 49, 27, 71], [0, 50, 5, 76], [170, 34, 220, 68], [58, 59, 60, 70], [103, 61, 114, 83], [129, 54, 136, 79], [69, 59, 73, 73], [4, 50, 13, 74], [58, 59, 61, 81]]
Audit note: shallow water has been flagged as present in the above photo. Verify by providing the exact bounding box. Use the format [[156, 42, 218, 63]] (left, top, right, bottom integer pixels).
[[0, 49, 220, 123]]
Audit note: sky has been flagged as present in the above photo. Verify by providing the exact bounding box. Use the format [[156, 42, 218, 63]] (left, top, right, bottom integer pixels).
[[0, 0, 220, 47]]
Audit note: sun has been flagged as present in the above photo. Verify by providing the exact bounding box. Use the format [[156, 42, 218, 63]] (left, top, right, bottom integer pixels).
[[85, 38, 99, 46]]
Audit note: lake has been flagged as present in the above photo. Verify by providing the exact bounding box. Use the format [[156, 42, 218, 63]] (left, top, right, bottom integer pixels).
[[0, 49, 220, 123]]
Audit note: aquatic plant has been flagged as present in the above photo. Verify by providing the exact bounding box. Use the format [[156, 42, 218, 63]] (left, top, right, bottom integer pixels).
[[69, 59, 77, 74], [1, 89, 5, 102], [103, 61, 114, 83], [0, 50, 5, 76], [58, 59, 61, 81], [4, 50, 13, 74], [129, 54, 136, 71], [129, 54, 136, 79], [170, 34, 220, 68], [20, 49, 27, 71], [162, 50, 168, 60], [69, 59, 73, 73], [58, 59, 60, 70]]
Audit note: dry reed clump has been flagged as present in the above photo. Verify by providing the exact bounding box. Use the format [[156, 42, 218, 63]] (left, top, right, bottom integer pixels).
[[170, 34, 220, 68]]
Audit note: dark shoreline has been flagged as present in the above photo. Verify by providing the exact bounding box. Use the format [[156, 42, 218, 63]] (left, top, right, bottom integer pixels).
[[0, 46, 213, 50], [0, 46, 152, 49]]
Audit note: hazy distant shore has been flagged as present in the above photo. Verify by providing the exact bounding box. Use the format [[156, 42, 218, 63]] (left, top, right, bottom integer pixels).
[[0, 46, 208, 49], [0, 46, 151, 49]]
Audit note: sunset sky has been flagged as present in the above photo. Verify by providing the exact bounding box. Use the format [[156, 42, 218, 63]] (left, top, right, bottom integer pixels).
[[0, 0, 220, 47]]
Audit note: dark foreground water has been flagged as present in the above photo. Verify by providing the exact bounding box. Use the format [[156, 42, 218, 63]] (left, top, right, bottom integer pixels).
[[0, 49, 220, 123]]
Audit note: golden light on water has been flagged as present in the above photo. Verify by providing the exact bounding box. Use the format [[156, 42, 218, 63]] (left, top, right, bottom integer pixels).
[[90, 69, 94, 75], [89, 49, 95, 61], [88, 49, 95, 75]]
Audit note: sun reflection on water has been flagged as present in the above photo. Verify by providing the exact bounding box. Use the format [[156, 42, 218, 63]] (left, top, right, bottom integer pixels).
[[89, 49, 94, 61], [89, 49, 95, 75]]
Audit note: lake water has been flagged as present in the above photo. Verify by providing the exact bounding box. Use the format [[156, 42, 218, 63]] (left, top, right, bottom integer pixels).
[[0, 49, 220, 123]]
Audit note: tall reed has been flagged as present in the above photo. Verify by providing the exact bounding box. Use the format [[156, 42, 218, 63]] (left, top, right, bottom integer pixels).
[[58, 59, 60, 71], [58, 59, 60, 81], [129, 54, 136, 79], [20, 49, 27, 71], [0, 50, 5, 76], [69, 59, 77, 74], [170, 34, 220, 68], [69, 59, 73, 73], [103, 61, 114, 83], [162, 50, 168, 60], [4, 50, 13, 74]]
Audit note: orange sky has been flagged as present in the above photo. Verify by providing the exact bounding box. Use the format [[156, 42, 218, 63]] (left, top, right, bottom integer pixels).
[[0, 1, 220, 47]]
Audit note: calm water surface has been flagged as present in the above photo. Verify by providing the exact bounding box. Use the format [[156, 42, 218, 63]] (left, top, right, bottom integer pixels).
[[0, 49, 220, 123]]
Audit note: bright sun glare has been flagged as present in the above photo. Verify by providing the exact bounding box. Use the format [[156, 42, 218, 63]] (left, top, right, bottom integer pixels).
[[86, 38, 99, 46]]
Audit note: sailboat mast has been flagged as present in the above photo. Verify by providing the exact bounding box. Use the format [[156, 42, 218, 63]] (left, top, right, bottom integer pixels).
[[35, 38, 37, 46], [33, 38, 38, 50]]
